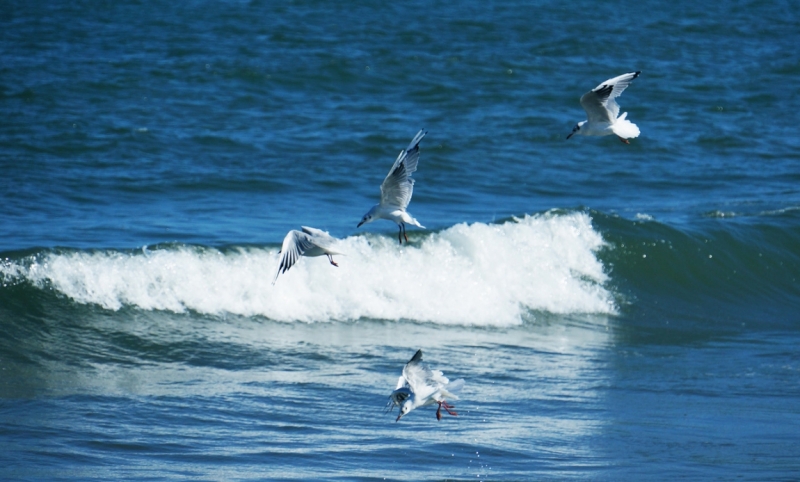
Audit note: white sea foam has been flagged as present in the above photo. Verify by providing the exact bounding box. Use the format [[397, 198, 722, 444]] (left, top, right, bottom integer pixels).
[[3, 212, 616, 326]]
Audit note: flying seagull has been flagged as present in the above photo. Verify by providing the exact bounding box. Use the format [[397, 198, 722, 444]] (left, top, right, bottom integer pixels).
[[567, 71, 641, 144], [385, 349, 464, 422], [357, 129, 426, 244], [273, 226, 342, 284]]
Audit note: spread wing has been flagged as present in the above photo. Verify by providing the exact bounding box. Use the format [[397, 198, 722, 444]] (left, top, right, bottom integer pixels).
[[395, 375, 408, 390], [385, 386, 412, 413], [401, 349, 447, 399], [379, 129, 426, 210], [273, 230, 316, 284], [385, 364, 414, 414], [300, 226, 337, 251], [580, 71, 640, 123]]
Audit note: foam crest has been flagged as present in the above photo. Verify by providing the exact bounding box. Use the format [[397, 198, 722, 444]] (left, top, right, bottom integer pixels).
[[2, 212, 616, 326]]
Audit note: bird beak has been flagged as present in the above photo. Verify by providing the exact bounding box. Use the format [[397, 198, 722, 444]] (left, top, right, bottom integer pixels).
[[396, 414, 402, 422], [357, 221, 364, 228], [566, 132, 575, 140]]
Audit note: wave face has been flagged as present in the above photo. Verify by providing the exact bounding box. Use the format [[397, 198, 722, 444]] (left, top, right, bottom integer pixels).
[[0, 212, 615, 326], [593, 209, 800, 331]]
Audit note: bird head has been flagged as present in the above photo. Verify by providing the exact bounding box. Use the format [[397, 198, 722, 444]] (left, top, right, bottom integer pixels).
[[357, 206, 378, 228], [396, 399, 413, 422], [566, 121, 585, 139]]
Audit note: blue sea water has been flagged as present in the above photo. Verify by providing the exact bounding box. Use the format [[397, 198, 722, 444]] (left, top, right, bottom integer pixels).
[[1, 0, 799, 480]]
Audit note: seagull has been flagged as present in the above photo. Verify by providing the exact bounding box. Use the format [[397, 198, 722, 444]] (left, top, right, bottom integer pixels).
[[357, 129, 426, 244], [273, 226, 342, 284], [385, 349, 465, 422], [567, 71, 641, 144]]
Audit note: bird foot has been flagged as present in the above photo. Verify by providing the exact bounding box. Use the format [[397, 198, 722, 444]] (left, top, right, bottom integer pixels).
[[437, 401, 458, 417], [327, 255, 339, 267], [618, 136, 630, 144]]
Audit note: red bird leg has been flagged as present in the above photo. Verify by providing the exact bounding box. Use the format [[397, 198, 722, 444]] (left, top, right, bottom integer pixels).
[[327, 254, 338, 267], [402, 223, 408, 243], [397, 225, 403, 244], [618, 136, 630, 144], [440, 401, 458, 416], [436, 403, 442, 421]]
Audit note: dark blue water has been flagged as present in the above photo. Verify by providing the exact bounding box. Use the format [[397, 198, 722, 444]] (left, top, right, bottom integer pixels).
[[2, 0, 799, 480]]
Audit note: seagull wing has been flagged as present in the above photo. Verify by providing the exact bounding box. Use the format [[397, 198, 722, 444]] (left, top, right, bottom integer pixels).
[[401, 349, 446, 400], [300, 226, 339, 252], [385, 386, 412, 413], [379, 129, 426, 210], [395, 375, 408, 390], [385, 368, 413, 414], [581, 71, 640, 123], [300, 226, 329, 238], [273, 230, 317, 284]]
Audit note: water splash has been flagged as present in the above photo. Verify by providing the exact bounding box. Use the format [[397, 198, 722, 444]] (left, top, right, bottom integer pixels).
[[1, 212, 615, 325]]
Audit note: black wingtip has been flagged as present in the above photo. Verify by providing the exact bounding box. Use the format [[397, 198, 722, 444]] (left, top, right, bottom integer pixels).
[[412, 129, 427, 148], [596, 84, 613, 97], [408, 349, 423, 364], [633, 71, 642, 78]]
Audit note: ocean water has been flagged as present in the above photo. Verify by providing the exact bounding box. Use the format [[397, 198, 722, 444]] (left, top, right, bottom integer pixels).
[[1, 0, 799, 480]]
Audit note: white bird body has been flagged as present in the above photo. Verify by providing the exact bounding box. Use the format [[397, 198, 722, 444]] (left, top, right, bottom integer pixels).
[[358, 129, 426, 244], [567, 71, 641, 144], [386, 349, 464, 422], [362, 205, 422, 229], [273, 226, 342, 284]]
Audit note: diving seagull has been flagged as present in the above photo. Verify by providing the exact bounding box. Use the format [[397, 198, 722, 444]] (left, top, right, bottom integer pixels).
[[273, 226, 342, 284], [357, 129, 426, 244], [567, 71, 641, 144], [385, 349, 464, 422]]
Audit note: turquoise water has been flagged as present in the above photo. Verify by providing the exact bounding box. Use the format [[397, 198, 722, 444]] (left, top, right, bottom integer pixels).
[[2, 0, 799, 479]]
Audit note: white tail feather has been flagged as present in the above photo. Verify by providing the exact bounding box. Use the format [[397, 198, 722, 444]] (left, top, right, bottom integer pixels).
[[440, 378, 465, 400], [405, 215, 425, 229]]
